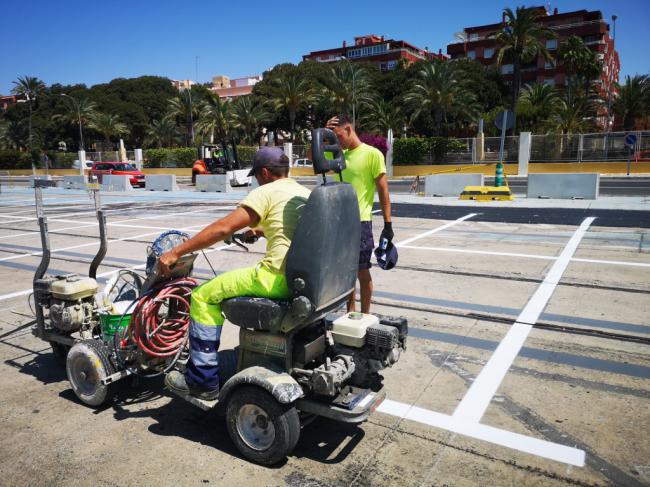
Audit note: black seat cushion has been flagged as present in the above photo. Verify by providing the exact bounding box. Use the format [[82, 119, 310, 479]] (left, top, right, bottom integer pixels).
[[221, 297, 290, 330]]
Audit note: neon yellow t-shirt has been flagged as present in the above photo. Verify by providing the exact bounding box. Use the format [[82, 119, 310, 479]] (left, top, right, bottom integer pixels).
[[240, 178, 311, 273], [342, 143, 386, 221]]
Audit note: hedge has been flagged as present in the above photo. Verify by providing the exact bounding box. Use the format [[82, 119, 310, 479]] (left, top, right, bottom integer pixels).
[[0, 150, 77, 169], [143, 146, 258, 168], [393, 137, 467, 165]]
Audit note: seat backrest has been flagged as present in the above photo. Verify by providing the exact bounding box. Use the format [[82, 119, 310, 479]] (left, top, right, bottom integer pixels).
[[285, 182, 360, 312]]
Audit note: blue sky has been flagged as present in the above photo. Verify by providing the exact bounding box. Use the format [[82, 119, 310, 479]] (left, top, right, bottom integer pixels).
[[1, 0, 648, 95]]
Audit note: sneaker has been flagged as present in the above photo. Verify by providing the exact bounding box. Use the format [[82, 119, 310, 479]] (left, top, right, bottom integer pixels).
[[165, 371, 219, 401]]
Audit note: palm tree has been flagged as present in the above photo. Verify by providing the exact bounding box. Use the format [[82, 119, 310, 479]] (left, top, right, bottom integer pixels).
[[517, 83, 561, 131], [230, 96, 270, 145], [404, 60, 479, 135], [196, 95, 232, 143], [11, 76, 46, 151], [145, 118, 180, 148], [492, 7, 556, 128], [88, 113, 128, 144], [0, 119, 11, 149], [558, 35, 601, 97], [318, 63, 373, 122], [614, 75, 650, 130], [271, 73, 313, 141], [546, 89, 594, 134], [361, 99, 404, 135], [52, 95, 98, 150], [167, 89, 201, 145]]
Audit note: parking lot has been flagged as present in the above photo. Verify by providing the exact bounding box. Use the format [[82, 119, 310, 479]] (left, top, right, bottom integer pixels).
[[0, 186, 649, 486]]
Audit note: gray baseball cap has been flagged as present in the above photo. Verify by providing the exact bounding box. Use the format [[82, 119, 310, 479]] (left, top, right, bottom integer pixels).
[[248, 147, 289, 176]]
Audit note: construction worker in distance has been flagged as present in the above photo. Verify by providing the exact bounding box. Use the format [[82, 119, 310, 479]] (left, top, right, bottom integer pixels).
[[326, 113, 393, 314], [160, 147, 310, 400]]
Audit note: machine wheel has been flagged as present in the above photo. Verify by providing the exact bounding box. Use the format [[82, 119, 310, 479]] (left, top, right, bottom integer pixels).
[[191, 171, 198, 185], [225, 386, 300, 465], [66, 340, 116, 407]]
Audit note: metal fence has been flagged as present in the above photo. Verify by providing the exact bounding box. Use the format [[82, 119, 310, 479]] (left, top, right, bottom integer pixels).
[[530, 131, 650, 162], [85, 151, 137, 163]]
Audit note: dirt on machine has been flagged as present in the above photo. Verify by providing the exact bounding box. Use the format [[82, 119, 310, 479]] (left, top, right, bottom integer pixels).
[[30, 129, 408, 465]]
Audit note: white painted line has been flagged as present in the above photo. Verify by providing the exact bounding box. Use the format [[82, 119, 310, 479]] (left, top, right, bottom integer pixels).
[[377, 399, 585, 467], [371, 209, 382, 214], [452, 217, 596, 423], [401, 245, 650, 269], [396, 214, 476, 247]]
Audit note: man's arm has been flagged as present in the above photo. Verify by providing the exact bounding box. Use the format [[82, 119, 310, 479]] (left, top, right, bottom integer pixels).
[[376, 173, 394, 243], [159, 206, 259, 273]]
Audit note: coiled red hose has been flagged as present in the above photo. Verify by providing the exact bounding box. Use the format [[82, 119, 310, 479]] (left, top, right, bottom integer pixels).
[[128, 278, 198, 359]]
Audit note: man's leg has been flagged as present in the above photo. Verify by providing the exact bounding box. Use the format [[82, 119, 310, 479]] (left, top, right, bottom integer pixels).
[[348, 221, 374, 313], [358, 268, 373, 314]]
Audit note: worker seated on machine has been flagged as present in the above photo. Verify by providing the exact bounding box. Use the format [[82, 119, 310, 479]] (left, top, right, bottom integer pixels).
[[160, 147, 311, 400]]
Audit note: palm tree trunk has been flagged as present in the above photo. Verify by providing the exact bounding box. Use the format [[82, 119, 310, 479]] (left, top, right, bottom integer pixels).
[[290, 111, 296, 143], [511, 59, 521, 133]]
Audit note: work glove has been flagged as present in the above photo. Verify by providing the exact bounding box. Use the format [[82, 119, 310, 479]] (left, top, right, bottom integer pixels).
[[379, 222, 394, 248]]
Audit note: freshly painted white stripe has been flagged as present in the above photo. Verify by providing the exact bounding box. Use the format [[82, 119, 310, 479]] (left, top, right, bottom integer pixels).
[[377, 399, 585, 466], [453, 217, 596, 423], [396, 213, 477, 247], [401, 244, 650, 268], [371, 209, 382, 214]]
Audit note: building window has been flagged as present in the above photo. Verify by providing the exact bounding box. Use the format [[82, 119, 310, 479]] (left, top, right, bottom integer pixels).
[[546, 39, 557, 50], [501, 64, 514, 74], [387, 60, 398, 70], [469, 32, 479, 41], [544, 59, 555, 69], [484, 47, 494, 58], [543, 78, 555, 86], [467, 50, 476, 60]]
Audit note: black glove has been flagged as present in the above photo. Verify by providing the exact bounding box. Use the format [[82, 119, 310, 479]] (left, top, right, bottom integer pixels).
[[380, 222, 394, 247]]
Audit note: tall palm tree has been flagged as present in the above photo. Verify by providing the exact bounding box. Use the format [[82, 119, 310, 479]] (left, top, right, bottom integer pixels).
[[52, 95, 98, 150], [11, 76, 46, 151], [271, 73, 313, 141], [318, 63, 373, 123], [88, 113, 128, 144], [614, 75, 649, 130], [558, 35, 601, 97], [196, 95, 232, 143], [167, 89, 201, 145], [546, 89, 594, 134], [517, 83, 561, 131], [404, 60, 479, 135], [145, 118, 181, 148], [492, 7, 556, 129], [361, 99, 404, 135], [230, 96, 270, 145]]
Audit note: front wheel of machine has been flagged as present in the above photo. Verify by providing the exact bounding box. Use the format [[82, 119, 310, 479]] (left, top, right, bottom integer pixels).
[[225, 386, 300, 465], [66, 340, 116, 407]]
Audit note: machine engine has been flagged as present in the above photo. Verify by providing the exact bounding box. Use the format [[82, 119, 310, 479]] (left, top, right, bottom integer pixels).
[[34, 275, 99, 335]]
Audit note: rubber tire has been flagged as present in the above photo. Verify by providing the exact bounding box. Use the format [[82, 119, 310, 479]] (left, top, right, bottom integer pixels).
[[191, 171, 198, 185], [225, 386, 300, 465], [66, 340, 116, 407]]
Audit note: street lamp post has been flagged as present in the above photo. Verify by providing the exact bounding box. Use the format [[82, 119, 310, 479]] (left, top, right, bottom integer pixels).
[[60, 93, 85, 151], [606, 14, 617, 133], [340, 55, 356, 128]]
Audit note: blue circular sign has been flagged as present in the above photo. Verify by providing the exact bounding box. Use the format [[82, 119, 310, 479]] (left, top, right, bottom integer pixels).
[[624, 133, 637, 147]]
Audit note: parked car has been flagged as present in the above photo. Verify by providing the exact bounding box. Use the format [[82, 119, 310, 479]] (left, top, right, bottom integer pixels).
[[72, 160, 94, 170], [635, 150, 650, 162], [294, 158, 313, 167], [89, 162, 145, 187]]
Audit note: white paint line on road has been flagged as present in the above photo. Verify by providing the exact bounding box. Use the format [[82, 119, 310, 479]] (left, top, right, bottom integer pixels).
[[377, 399, 585, 466], [452, 217, 596, 423], [396, 213, 477, 247], [401, 244, 650, 268]]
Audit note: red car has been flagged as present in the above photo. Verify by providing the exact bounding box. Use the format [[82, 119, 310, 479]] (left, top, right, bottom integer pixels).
[[89, 162, 145, 187]]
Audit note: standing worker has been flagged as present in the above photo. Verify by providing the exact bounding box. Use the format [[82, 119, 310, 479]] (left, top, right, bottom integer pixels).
[[160, 147, 310, 400], [327, 114, 393, 313]]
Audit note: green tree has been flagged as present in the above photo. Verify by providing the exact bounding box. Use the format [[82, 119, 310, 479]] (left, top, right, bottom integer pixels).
[[145, 117, 181, 148], [558, 35, 602, 97], [546, 89, 595, 134], [517, 83, 561, 131], [230, 96, 270, 145], [404, 60, 479, 135], [88, 112, 128, 144], [318, 63, 374, 124], [196, 94, 232, 143], [614, 75, 650, 131], [51, 95, 97, 150], [361, 99, 404, 135], [11, 75, 46, 151], [492, 7, 556, 129], [271, 73, 313, 141], [166, 89, 202, 145]]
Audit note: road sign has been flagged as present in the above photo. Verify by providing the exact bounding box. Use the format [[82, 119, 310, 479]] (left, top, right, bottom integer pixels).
[[624, 133, 637, 147], [495, 110, 515, 131]]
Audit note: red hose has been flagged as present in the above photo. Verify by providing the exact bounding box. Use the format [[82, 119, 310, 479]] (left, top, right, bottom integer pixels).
[[128, 278, 198, 359]]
